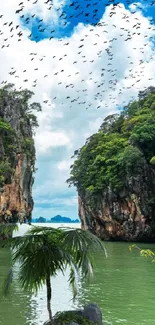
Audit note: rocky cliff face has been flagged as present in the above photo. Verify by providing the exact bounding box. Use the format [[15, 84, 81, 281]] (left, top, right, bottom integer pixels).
[[79, 162, 155, 242], [0, 85, 37, 224], [0, 153, 34, 224], [68, 86, 155, 242]]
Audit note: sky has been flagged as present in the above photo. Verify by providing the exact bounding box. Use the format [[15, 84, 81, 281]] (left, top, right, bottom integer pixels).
[[0, 0, 155, 219]]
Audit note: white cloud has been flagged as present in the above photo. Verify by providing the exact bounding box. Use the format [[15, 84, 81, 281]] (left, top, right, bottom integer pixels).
[[129, 2, 147, 12], [35, 130, 71, 154], [0, 1, 155, 218], [57, 160, 72, 171], [35, 195, 78, 207]]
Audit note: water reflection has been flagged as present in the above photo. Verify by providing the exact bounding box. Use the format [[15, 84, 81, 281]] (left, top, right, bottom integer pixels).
[[0, 256, 79, 325], [1, 225, 155, 325], [30, 269, 80, 325], [77, 242, 155, 325], [0, 249, 33, 325], [0, 224, 81, 325]]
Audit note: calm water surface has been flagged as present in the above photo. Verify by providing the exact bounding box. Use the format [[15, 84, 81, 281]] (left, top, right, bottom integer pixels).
[[0, 223, 155, 325]]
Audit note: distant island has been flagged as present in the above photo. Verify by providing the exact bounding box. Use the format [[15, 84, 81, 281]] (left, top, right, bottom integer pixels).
[[31, 215, 80, 223]]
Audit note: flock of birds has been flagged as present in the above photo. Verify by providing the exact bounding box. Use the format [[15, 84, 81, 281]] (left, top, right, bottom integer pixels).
[[0, 0, 155, 110]]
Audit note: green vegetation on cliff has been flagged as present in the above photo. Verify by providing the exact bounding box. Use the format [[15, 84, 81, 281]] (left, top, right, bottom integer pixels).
[[67, 87, 155, 195], [0, 83, 41, 186]]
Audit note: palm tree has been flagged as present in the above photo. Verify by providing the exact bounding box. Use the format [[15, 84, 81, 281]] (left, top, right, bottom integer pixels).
[[0, 225, 106, 325], [0, 223, 18, 240]]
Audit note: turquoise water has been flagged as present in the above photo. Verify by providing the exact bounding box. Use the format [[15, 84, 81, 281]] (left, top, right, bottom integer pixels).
[[0, 224, 155, 324], [78, 242, 155, 325]]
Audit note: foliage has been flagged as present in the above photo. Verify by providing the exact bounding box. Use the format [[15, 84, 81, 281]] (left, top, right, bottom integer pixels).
[[54, 310, 98, 325], [67, 87, 155, 195], [21, 138, 35, 159], [0, 120, 13, 133], [0, 159, 13, 184], [129, 244, 155, 262], [0, 226, 106, 323], [0, 224, 18, 244], [150, 156, 155, 165], [0, 226, 105, 294], [0, 83, 41, 186], [0, 223, 18, 234], [0, 83, 41, 130]]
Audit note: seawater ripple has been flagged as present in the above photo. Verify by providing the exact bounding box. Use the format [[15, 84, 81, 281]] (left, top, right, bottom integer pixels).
[[0, 223, 155, 325]]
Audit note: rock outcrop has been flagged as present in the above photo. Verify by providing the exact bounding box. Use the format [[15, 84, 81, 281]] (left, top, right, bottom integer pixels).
[[0, 84, 39, 224], [78, 162, 155, 242], [68, 87, 155, 242], [0, 153, 34, 223], [44, 303, 103, 325]]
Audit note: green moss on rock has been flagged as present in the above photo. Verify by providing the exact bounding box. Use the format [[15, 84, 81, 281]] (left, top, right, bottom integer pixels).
[[54, 311, 98, 325]]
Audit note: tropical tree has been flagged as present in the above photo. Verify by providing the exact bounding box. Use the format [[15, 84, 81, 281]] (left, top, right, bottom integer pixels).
[[67, 86, 155, 195], [0, 225, 106, 325]]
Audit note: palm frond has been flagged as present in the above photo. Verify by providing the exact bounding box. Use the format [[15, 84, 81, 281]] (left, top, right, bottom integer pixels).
[[68, 267, 78, 301], [0, 224, 18, 237], [27, 226, 63, 237], [60, 228, 107, 287], [61, 228, 107, 253], [1, 226, 106, 301], [0, 268, 13, 297]]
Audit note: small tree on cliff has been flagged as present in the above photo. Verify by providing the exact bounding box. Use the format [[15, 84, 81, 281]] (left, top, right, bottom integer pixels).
[[0, 226, 106, 325]]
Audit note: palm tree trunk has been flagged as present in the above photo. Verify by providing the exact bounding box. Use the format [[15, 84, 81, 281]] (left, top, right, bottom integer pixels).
[[46, 274, 54, 325]]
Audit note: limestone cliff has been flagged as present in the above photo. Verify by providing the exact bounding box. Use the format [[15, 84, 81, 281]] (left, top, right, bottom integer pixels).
[[78, 163, 155, 242], [68, 86, 155, 242], [0, 84, 40, 224]]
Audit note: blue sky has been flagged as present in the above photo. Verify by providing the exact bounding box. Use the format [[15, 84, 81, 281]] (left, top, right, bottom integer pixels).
[[22, 0, 155, 41], [1, 0, 155, 219]]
